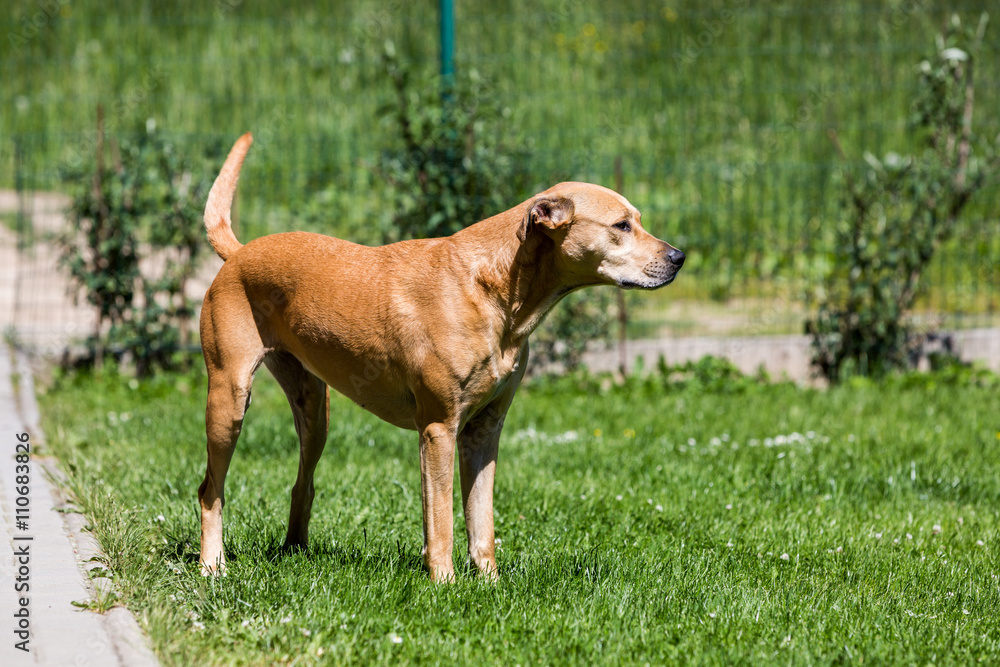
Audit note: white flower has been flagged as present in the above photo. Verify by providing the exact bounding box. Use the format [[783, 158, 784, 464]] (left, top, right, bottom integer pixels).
[[241, 620, 250, 628], [655, 504, 663, 512], [615, 495, 623, 501], [977, 540, 985, 546], [389, 632, 403, 644], [280, 615, 292, 624], [192, 621, 205, 631], [932, 524, 942, 535], [780, 553, 790, 561]]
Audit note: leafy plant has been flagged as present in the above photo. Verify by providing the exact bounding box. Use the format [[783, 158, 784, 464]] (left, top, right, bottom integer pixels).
[[377, 41, 532, 242], [58, 114, 219, 376], [808, 13, 999, 382]]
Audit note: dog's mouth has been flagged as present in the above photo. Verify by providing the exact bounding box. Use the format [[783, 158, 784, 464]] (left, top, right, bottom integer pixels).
[[617, 276, 672, 290], [617, 262, 681, 290]]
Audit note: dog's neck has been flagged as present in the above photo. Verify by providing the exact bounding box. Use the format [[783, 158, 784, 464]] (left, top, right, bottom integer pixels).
[[456, 204, 584, 348]]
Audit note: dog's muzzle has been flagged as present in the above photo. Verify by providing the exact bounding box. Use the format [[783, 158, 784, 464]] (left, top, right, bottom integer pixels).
[[619, 247, 684, 290]]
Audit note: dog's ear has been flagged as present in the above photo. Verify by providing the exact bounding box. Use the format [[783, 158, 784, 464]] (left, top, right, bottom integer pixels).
[[517, 195, 575, 242]]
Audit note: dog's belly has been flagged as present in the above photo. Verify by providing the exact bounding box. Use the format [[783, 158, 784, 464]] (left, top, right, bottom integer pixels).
[[292, 348, 419, 430]]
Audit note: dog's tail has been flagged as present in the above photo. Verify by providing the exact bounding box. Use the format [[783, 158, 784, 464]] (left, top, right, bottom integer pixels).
[[204, 133, 253, 261]]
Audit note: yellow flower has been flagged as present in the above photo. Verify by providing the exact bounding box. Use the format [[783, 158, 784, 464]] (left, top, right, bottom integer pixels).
[[594, 41, 608, 54], [582, 23, 597, 37], [632, 20, 646, 35], [594, 428, 603, 438], [662, 7, 678, 22], [624, 428, 636, 438]]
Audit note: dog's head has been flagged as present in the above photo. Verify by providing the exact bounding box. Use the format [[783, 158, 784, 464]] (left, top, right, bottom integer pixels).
[[518, 182, 684, 289]]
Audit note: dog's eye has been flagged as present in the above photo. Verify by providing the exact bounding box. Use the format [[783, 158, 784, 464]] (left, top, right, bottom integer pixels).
[[613, 220, 632, 233]]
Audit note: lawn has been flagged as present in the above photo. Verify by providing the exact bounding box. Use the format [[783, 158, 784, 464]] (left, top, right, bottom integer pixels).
[[38, 360, 1000, 665]]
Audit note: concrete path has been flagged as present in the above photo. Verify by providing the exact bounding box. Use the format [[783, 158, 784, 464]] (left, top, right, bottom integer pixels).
[[584, 329, 1000, 382], [0, 346, 158, 666]]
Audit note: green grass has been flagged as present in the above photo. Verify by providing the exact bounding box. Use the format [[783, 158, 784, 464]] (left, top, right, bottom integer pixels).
[[39, 363, 1000, 664]]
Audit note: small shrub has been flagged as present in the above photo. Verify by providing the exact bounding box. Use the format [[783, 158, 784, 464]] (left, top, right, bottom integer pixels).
[[808, 14, 999, 382], [58, 117, 220, 376], [377, 41, 532, 242]]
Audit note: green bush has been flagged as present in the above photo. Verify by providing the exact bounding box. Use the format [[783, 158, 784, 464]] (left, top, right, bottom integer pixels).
[[58, 117, 220, 376], [377, 41, 533, 243], [808, 14, 998, 382]]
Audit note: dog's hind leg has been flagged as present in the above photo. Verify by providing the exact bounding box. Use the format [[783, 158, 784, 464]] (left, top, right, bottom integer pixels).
[[199, 365, 257, 575], [199, 291, 265, 575], [263, 351, 330, 551]]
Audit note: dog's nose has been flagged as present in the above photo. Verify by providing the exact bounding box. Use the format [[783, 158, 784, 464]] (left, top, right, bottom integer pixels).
[[667, 248, 685, 267]]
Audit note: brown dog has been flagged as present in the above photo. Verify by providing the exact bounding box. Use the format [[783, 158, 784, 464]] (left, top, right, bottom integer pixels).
[[198, 133, 684, 581]]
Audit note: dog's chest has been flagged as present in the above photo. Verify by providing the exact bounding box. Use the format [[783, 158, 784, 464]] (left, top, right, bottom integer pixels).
[[459, 346, 524, 415]]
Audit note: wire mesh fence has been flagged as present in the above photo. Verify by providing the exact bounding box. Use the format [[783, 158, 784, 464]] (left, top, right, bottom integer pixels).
[[2, 0, 998, 369]]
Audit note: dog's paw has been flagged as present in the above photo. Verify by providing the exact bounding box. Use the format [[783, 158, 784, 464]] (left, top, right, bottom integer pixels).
[[200, 560, 227, 577], [428, 566, 456, 584]]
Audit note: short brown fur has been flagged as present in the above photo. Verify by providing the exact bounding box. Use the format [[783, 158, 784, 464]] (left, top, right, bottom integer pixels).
[[198, 133, 684, 581]]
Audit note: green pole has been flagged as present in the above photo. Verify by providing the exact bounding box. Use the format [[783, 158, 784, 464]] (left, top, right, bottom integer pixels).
[[439, 0, 455, 89], [439, 0, 456, 187]]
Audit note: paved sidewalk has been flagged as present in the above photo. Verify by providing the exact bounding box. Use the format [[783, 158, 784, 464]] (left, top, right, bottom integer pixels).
[[0, 347, 158, 666]]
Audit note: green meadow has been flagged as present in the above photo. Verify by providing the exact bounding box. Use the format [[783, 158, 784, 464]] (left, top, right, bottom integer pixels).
[[39, 363, 1000, 664]]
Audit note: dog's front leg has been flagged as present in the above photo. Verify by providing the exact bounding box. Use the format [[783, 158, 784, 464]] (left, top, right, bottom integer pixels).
[[418, 422, 457, 582], [458, 406, 505, 579]]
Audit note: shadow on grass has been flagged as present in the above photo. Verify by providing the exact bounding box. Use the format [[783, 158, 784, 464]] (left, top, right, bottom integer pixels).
[[165, 534, 426, 575]]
